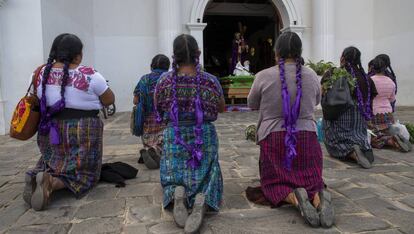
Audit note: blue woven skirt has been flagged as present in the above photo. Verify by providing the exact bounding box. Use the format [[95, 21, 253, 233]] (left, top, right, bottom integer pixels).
[[160, 122, 223, 211]]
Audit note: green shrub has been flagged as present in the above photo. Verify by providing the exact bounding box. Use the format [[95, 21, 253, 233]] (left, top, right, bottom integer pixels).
[[405, 123, 414, 143], [306, 60, 335, 76]]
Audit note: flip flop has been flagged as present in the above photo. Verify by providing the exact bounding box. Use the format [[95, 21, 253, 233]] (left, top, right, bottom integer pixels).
[[173, 186, 188, 228], [184, 193, 206, 234], [294, 188, 320, 227], [318, 190, 335, 228]]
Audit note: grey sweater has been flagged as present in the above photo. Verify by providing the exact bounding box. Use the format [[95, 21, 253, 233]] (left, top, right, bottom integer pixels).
[[248, 63, 321, 143]]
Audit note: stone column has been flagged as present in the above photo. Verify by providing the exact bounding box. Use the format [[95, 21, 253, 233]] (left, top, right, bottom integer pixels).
[[0, 0, 6, 135], [187, 23, 207, 66], [157, 0, 182, 58], [312, 0, 336, 63]]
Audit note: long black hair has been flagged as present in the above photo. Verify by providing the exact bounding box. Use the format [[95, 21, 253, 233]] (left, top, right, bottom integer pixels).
[[151, 54, 170, 71], [275, 31, 302, 60], [370, 57, 387, 75], [41, 34, 83, 104], [376, 54, 396, 79], [173, 34, 200, 69], [341, 46, 367, 78]]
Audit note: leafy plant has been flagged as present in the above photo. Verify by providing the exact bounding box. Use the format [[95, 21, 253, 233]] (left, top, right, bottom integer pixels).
[[306, 60, 335, 76], [321, 67, 356, 92], [405, 122, 414, 143]]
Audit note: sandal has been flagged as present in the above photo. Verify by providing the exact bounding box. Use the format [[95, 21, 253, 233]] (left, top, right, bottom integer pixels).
[[318, 190, 335, 228], [352, 145, 372, 169], [31, 172, 53, 211], [184, 193, 206, 234], [173, 186, 188, 228], [294, 188, 320, 227], [23, 174, 36, 206]]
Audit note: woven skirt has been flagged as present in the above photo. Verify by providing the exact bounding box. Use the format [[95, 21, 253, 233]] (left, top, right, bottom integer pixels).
[[27, 117, 103, 198], [160, 122, 223, 211], [259, 131, 324, 206], [368, 113, 397, 149], [142, 113, 165, 152], [323, 105, 371, 159]]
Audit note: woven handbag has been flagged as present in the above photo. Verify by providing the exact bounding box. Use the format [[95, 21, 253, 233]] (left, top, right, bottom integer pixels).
[[9, 65, 44, 140]]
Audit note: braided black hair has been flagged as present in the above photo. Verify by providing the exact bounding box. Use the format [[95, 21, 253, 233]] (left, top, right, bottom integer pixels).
[[370, 57, 387, 75], [376, 54, 396, 79], [342, 46, 367, 78], [55, 34, 83, 100], [173, 34, 200, 70], [151, 54, 170, 71], [275, 32, 302, 60]]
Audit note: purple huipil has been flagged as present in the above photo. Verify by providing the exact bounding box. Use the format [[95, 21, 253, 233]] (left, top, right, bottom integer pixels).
[[279, 59, 303, 170]]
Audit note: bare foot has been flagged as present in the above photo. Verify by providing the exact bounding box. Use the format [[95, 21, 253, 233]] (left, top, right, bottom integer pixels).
[[284, 192, 299, 207], [313, 193, 321, 209]]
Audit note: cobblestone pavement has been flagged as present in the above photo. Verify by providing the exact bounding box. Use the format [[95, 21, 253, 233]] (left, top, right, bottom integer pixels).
[[1, 109, 414, 234]]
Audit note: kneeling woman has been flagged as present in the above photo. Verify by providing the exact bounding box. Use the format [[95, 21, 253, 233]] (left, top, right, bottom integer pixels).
[[248, 32, 334, 228], [134, 54, 170, 169], [368, 58, 411, 152], [155, 34, 225, 233], [322, 47, 377, 168], [25, 34, 115, 211]]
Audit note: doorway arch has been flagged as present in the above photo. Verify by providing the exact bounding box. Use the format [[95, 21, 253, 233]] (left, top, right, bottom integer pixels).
[[187, 0, 305, 66], [190, 0, 302, 29]]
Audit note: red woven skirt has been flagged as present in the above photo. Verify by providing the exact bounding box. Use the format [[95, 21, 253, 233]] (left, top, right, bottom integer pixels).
[[259, 131, 324, 206]]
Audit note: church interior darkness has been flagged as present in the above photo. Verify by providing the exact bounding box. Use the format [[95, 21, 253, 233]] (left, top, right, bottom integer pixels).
[[203, 0, 281, 77]]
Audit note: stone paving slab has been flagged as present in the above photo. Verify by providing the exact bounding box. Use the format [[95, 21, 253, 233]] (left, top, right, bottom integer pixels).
[[0, 109, 414, 233]]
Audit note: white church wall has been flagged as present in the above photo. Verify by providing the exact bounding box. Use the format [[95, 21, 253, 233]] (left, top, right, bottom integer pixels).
[[373, 0, 414, 106], [0, 0, 44, 134], [93, 0, 158, 113], [333, 0, 374, 67], [41, 0, 95, 65]]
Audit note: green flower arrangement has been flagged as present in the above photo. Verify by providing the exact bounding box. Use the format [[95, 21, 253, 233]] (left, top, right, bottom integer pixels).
[[306, 60, 335, 76], [322, 67, 356, 92]]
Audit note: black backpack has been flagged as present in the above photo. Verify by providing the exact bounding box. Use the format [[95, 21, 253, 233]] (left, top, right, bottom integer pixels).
[[321, 76, 354, 120]]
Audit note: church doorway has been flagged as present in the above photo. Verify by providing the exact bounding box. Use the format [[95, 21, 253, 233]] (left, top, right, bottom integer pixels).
[[203, 0, 282, 78]]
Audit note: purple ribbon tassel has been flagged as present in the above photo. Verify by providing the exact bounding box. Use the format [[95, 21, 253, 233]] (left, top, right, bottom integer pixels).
[[168, 57, 205, 169], [279, 59, 302, 170], [38, 62, 67, 145], [348, 64, 372, 121]]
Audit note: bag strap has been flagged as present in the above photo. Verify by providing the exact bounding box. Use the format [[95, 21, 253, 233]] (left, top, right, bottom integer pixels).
[[26, 64, 46, 96]]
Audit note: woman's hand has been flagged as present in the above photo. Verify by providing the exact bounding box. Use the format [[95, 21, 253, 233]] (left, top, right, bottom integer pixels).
[[100, 88, 115, 107]]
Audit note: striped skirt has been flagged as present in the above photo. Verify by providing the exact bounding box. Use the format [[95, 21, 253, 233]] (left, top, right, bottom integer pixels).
[[368, 113, 397, 149], [323, 105, 371, 159], [142, 113, 165, 152], [160, 122, 223, 211], [27, 117, 103, 198], [259, 131, 324, 206]]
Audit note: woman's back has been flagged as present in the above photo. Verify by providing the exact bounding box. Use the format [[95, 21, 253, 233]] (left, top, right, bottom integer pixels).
[[36, 65, 107, 110], [155, 71, 223, 122], [248, 64, 321, 142], [371, 75, 395, 114]]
